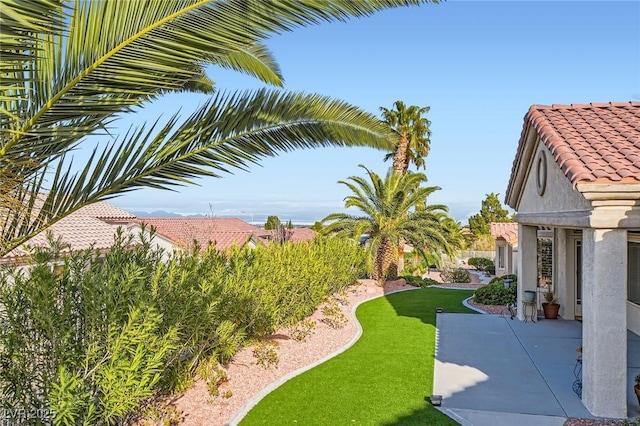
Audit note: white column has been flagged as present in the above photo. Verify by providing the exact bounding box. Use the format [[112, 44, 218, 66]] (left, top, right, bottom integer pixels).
[[517, 224, 538, 321], [582, 228, 627, 418], [555, 228, 572, 319]]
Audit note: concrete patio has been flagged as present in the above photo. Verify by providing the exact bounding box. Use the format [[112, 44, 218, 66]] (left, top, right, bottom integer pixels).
[[433, 313, 640, 425]]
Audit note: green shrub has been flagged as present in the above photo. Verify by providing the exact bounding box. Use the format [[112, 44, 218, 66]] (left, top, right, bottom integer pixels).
[[288, 319, 316, 342], [488, 274, 517, 285], [321, 300, 348, 329], [468, 257, 494, 273], [440, 266, 471, 283], [474, 281, 517, 305], [399, 275, 438, 288], [420, 277, 439, 287], [400, 275, 422, 286], [252, 341, 280, 369], [0, 233, 366, 424]]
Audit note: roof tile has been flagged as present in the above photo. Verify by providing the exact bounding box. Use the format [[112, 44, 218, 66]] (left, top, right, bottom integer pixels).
[[3, 201, 136, 260], [521, 102, 640, 187], [490, 222, 518, 245], [135, 217, 269, 251]]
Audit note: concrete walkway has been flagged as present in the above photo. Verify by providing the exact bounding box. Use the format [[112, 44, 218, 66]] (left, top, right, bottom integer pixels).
[[433, 313, 640, 425]]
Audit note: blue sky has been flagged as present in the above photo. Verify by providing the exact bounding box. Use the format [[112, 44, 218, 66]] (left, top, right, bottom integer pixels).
[[109, 0, 640, 224]]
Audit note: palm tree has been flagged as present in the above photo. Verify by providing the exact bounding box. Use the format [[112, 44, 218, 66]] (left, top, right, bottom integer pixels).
[[0, 0, 437, 257], [379, 100, 431, 272], [322, 165, 455, 286], [380, 101, 432, 175]]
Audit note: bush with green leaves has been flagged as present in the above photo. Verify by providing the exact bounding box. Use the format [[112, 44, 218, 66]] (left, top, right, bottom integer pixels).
[[468, 257, 494, 273], [488, 274, 517, 285], [439, 266, 471, 283], [474, 275, 518, 305], [0, 233, 365, 424], [400, 275, 439, 288]]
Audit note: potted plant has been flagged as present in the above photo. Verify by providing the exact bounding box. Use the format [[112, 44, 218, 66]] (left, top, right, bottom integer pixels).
[[634, 374, 640, 405], [542, 285, 560, 319]]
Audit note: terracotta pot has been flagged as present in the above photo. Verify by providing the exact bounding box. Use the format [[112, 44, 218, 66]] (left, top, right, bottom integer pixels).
[[635, 385, 640, 405], [542, 302, 560, 319]]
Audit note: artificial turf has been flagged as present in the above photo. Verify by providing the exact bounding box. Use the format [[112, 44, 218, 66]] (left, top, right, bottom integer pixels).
[[240, 287, 476, 426]]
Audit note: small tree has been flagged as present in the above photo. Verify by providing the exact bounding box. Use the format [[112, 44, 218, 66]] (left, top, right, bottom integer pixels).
[[468, 193, 513, 237], [264, 216, 282, 230]]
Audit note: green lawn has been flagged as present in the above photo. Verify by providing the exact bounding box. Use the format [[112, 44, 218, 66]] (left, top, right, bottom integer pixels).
[[240, 287, 477, 426]]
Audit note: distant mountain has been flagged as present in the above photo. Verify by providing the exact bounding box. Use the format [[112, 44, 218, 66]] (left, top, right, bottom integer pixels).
[[131, 210, 205, 218]]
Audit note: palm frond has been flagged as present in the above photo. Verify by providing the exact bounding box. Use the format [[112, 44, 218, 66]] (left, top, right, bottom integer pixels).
[[1, 0, 439, 254], [0, 89, 396, 255]]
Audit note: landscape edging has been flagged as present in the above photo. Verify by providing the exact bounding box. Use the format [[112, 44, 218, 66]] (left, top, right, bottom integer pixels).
[[225, 286, 419, 426]]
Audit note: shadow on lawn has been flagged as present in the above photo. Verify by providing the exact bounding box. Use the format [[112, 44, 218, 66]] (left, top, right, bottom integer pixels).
[[383, 286, 477, 325], [380, 287, 477, 426], [381, 406, 459, 426]]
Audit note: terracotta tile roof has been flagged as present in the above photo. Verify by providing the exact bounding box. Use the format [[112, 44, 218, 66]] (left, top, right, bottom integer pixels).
[[77, 201, 136, 220], [490, 222, 518, 245], [289, 228, 316, 242], [524, 102, 640, 186], [135, 217, 267, 251], [3, 202, 136, 260], [264, 227, 316, 243]]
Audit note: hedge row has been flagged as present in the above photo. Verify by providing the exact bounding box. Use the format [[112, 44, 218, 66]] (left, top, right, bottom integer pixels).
[[0, 232, 366, 424]]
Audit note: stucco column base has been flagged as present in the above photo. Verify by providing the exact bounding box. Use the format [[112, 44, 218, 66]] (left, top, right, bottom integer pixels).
[[582, 228, 627, 418], [517, 224, 538, 321]]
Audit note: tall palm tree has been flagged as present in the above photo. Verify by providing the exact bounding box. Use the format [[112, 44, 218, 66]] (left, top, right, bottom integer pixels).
[[0, 0, 437, 256], [379, 100, 431, 272], [380, 100, 432, 175], [322, 165, 455, 286]]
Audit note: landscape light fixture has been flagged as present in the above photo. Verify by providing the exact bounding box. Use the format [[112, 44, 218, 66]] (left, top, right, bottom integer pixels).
[[429, 395, 442, 406]]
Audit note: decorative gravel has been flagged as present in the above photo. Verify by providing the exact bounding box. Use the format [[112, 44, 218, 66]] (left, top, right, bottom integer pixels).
[[153, 275, 637, 426], [164, 279, 415, 425]]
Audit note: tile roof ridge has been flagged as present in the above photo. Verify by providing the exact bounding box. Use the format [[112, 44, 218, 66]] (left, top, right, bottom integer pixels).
[[529, 101, 639, 111]]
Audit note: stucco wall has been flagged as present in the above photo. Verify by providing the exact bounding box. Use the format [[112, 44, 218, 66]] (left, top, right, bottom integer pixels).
[[517, 141, 591, 216]]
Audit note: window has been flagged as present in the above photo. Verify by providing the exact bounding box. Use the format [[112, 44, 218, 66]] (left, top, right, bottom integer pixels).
[[498, 245, 505, 270], [628, 240, 640, 305]]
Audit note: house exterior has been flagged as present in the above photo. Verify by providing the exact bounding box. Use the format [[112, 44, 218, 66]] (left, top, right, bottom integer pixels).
[[505, 102, 640, 418], [0, 201, 144, 265], [489, 222, 518, 276], [134, 217, 272, 253], [2, 200, 317, 266], [136, 218, 317, 252]]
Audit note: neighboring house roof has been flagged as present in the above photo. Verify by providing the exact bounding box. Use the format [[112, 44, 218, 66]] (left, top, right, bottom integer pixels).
[[135, 217, 269, 251], [506, 102, 640, 207], [289, 227, 316, 242], [490, 222, 518, 246], [2, 201, 136, 262], [77, 201, 136, 221], [265, 227, 316, 243]]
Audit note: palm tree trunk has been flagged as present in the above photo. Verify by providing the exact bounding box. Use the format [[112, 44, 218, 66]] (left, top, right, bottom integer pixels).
[[392, 134, 409, 175], [373, 236, 398, 286], [392, 133, 409, 274]]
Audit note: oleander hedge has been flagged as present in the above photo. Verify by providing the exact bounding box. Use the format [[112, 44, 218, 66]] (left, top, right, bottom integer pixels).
[[0, 231, 365, 425]]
